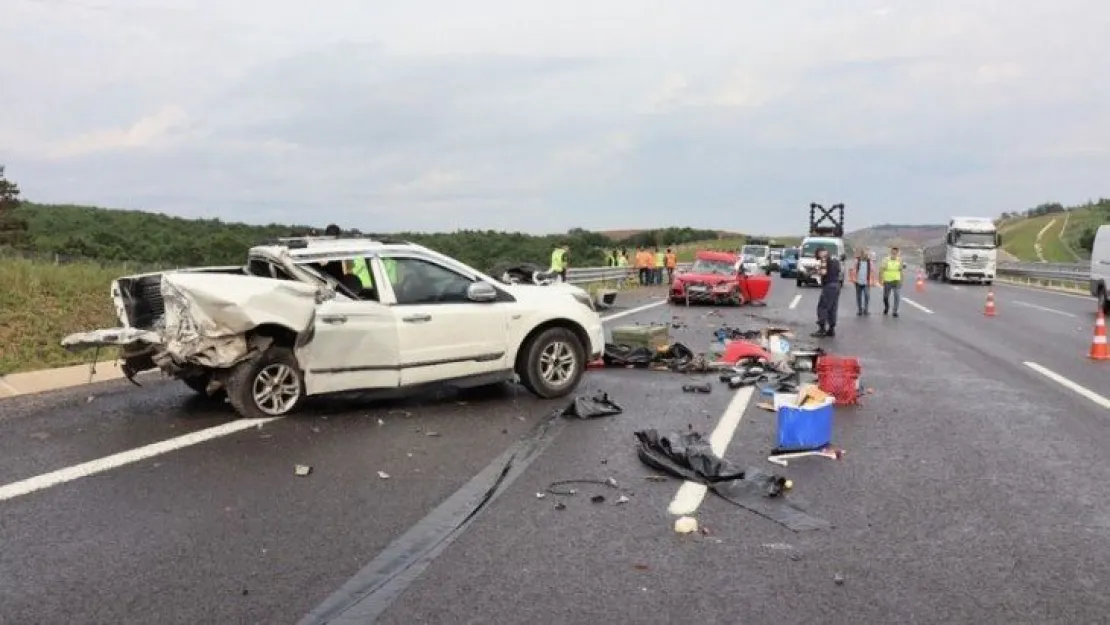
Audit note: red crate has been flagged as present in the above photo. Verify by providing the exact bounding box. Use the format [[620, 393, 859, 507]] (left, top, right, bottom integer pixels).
[[816, 355, 861, 405]]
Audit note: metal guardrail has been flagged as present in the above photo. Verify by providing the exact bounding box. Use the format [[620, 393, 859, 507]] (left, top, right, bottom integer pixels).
[[997, 261, 1090, 281], [564, 264, 694, 285]]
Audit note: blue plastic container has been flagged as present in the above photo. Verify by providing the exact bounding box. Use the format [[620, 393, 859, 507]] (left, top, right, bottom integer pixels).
[[776, 399, 834, 452]]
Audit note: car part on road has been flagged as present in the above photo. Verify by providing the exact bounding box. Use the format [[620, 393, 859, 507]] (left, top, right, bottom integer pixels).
[[610, 323, 670, 350], [559, 392, 623, 419], [633, 429, 829, 531], [682, 383, 712, 393]]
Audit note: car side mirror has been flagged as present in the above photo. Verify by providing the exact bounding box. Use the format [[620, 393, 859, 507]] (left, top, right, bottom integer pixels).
[[467, 281, 498, 303]]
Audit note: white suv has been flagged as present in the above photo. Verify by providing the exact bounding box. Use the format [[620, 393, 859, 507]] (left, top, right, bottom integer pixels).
[[62, 236, 606, 419]]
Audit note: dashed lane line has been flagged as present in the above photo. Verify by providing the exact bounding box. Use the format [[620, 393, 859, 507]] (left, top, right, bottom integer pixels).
[[788, 294, 802, 310], [667, 386, 756, 516], [1025, 362, 1110, 410], [600, 299, 666, 321], [1013, 301, 1078, 318], [901, 297, 934, 314]]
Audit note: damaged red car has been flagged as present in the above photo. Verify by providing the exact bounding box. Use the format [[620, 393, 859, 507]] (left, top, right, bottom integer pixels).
[[670, 250, 773, 306]]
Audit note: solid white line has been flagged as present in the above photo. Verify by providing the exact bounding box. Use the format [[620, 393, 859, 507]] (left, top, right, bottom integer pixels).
[[788, 294, 802, 310], [901, 297, 934, 314], [1024, 362, 1110, 410], [601, 299, 666, 322], [667, 386, 756, 515], [0, 417, 282, 502], [1013, 301, 1078, 318]]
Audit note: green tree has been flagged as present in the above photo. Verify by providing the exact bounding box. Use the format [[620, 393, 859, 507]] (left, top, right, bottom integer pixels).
[[0, 165, 28, 249]]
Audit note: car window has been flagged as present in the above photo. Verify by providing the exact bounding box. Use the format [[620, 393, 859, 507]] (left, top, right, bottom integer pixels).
[[386, 257, 474, 305]]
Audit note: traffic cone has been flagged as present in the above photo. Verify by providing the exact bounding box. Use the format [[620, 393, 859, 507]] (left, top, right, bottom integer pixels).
[[915, 269, 925, 292], [1090, 309, 1109, 361], [983, 289, 996, 317]]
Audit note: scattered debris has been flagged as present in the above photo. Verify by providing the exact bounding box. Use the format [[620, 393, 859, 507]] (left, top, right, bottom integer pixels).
[[377, 418, 385, 426], [616, 495, 630, 505], [536, 492, 546, 499], [682, 383, 711, 394], [377, 471, 390, 479], [590, 495, 606, 504], [425, 431, 441, 437], [559, 392, 623, 419], [634, 429, 829, 531], [294, 464, 312, 476], [633, 563, 650, 570], [554, 502, 567, 511], [674, 516, 699, 534], [834, 573, 845, 585]]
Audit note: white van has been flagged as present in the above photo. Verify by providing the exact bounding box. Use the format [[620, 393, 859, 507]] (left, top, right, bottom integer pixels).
[[1089, 225, 1110, 314]]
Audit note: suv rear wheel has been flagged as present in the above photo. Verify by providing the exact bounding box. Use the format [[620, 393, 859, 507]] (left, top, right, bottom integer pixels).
[[518, 327, 585, 399], [226, 346, 305, 419]]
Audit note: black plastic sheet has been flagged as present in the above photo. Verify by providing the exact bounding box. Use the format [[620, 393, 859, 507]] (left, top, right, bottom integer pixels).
[[560, 392, 623, 419], [633, 429, 830, 532]]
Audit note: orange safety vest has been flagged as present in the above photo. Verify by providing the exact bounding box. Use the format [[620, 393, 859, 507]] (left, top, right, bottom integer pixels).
[[665, 252, 677, 268], [637, 251, 650, 268]]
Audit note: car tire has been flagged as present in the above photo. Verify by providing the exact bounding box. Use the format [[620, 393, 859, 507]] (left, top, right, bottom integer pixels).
[[518, 326, 585, 400], [182, 372, 226, 399], [226, 346, 306, 419]]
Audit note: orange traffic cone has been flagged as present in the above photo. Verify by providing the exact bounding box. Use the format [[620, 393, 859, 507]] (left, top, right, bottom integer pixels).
[[984, 289, 996, 317], [1090, 309, 1109, 361], [915, 269, 925, 292]]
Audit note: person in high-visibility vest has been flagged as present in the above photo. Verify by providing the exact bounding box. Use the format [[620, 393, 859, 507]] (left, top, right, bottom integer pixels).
[[635, 246, 650, 286], [664, 247, 677, 284], [653, 247, 665, 285], [880, 246, 905, 317], [550, 245, 569, 282]]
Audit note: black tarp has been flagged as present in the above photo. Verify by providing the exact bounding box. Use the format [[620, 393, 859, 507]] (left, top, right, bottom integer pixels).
[[560, 392, 623, 419], [633, 429, 830, 531]]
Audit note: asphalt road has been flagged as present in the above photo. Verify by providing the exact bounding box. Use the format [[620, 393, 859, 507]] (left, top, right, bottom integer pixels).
[[3, 277, 1110, 625]]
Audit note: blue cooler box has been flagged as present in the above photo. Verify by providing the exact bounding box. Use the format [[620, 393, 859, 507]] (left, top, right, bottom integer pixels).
[[775, 398, 835, 452]]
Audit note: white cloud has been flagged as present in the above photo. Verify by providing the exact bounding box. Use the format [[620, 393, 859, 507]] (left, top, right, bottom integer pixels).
[[3, 0, 1109, 233]]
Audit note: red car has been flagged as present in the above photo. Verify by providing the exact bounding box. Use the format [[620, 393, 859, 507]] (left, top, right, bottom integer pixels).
[[670, 250, 772, 306]]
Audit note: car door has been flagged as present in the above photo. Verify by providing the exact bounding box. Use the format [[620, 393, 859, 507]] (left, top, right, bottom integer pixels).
[[300, 296, 401, 395], [379, 254, 511, 386]]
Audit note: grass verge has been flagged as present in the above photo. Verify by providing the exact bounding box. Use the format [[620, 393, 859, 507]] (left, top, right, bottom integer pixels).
[[0, 258, 121, 375]]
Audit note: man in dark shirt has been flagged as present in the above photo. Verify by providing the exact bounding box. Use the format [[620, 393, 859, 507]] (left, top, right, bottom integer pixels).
[[813, 246, 842, 338]]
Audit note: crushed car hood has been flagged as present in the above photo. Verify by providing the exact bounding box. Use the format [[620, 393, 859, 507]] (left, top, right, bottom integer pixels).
[[678, 273, 735, 283]]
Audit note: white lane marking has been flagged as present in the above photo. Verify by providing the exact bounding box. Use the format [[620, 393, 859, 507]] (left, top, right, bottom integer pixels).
[[667, 386, 756, 515], [1013, 300, 1078, 318], [901, 297, 934, 314], [0, 417, 282, 502], [788, 294, 802, 309], [996, 281, 1092, 302], [1024, 362, 1110, 410], [601, 299, 666, 321]]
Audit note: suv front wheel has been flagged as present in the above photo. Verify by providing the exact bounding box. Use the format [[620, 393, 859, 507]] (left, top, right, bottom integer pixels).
[[226, 346, 306, 419], [518, 327, 585, 399]]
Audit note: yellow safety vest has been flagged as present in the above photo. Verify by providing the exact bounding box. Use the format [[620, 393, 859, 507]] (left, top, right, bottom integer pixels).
[[617, 254, 628, 267], [881, 258, 902, 283], [551, 248, 567, 271], [654, 252, 665, 267], [352, 257, 373, 288]]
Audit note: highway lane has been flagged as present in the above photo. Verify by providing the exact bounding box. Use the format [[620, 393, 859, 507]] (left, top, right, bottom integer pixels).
[[0, 290, 674, 625], [373, 278, 1110, 625], [906, 279, 1107, 404], [7, 278, 1110, 624]]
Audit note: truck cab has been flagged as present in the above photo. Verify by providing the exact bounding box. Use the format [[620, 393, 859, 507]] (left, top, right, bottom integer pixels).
[[923, 216, 1000, 284]]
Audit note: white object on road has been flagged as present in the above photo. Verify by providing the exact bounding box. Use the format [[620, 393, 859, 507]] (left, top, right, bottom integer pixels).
[[674, 516, 698, 534]]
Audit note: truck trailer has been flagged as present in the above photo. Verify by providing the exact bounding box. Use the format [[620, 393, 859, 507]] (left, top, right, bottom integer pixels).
[[922, 216, 1001, 284]]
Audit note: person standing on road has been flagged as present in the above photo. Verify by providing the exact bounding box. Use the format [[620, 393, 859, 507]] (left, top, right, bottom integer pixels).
[[653, 247, 665, 285], [881, 246, 905, 317], [665, 247, 677, 284], [853, 247, 873, 316], [635, 246, 650, 286], [549, 244, 569, 283], [812, 246, 842, 338]]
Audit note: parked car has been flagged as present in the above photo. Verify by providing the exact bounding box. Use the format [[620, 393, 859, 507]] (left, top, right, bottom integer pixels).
[[61, 236, 606, 418], [778, 247, 799, 278]]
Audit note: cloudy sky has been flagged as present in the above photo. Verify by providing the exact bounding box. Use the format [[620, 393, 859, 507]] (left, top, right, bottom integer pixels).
[[2, 0, 1107, 234]]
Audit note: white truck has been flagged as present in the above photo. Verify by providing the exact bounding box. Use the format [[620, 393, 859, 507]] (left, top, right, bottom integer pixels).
[[923, 217, 1001, 284]]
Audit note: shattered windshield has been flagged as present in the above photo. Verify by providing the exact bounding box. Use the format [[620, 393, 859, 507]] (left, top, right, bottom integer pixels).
[[954, 231, 996, 248], [690, 258, 736, 275]]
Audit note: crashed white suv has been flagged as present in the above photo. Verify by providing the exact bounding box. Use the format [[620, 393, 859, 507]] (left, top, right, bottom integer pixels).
[[63, 237, 606, 419]]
